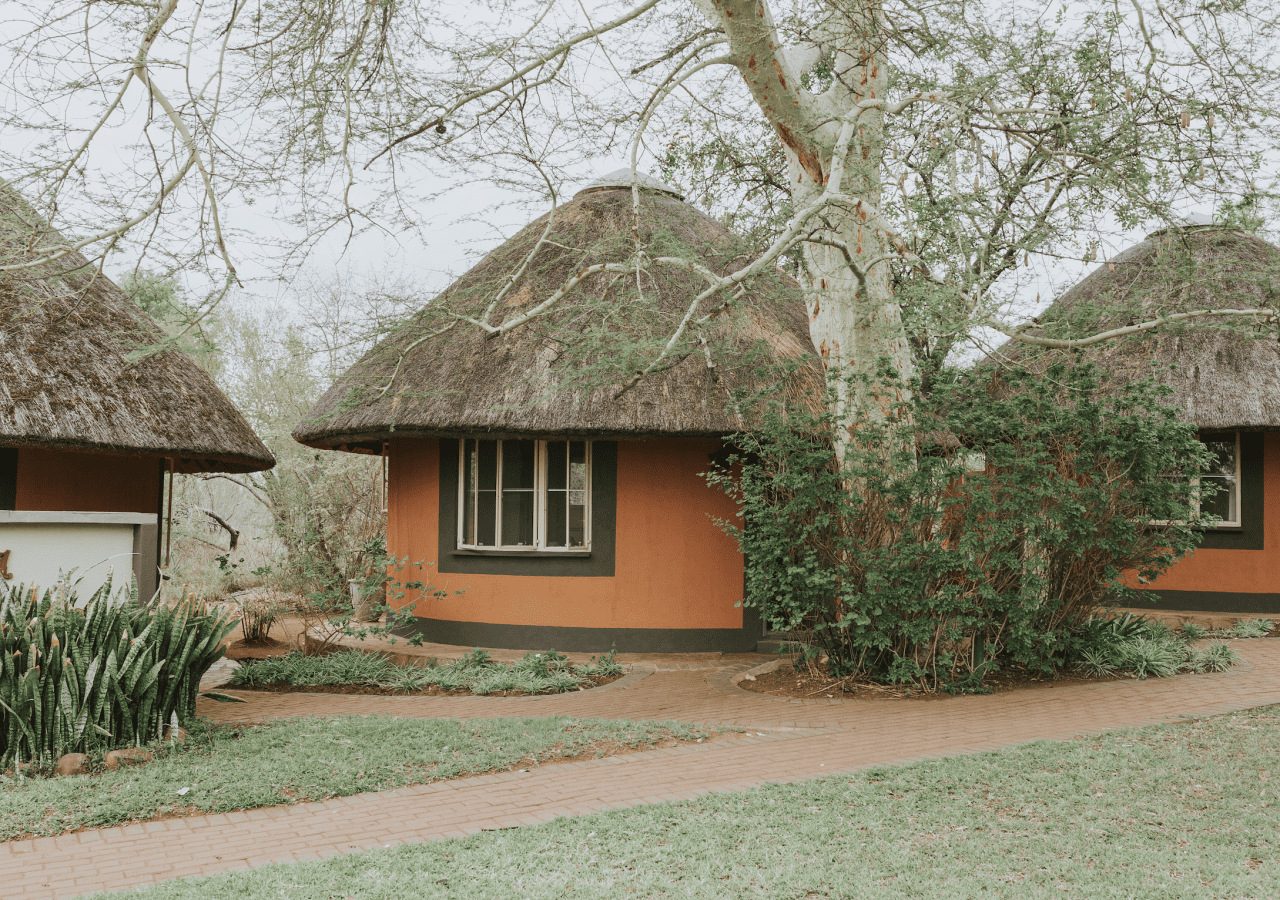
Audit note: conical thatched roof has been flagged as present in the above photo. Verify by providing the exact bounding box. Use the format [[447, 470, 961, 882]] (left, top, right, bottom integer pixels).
[[0, 182, 274, 473], [295, 174, 821, 450], [992, 226, 1280, 430]]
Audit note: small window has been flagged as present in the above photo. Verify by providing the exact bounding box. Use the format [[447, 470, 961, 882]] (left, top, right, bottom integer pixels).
[[459, 439, 591, 552], [1198, 434, 1241, 528]]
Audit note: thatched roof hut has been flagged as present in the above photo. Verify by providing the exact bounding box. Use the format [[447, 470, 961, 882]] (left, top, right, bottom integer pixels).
[[0, 182, 273, 473], [992, 225, 1280, 430], [295, 171, 820, 450]]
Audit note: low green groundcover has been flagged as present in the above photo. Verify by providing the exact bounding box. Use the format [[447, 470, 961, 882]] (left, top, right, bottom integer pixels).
[[106, 706, 1280, 899], [0, 716, 707, 840], [227, 648, 622, 694]]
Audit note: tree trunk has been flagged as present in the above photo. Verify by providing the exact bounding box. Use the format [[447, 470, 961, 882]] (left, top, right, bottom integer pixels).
[[793, 4, 915, 466]]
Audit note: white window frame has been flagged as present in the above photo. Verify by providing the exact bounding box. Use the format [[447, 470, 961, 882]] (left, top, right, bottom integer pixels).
[[1194, 431, 1242, 529], [457, 439, 593, 552]]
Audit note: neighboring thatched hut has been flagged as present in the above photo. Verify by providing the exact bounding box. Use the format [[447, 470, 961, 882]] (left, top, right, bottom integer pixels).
[[296, 170, 820, 651], [1, 181, 274, 598], [993, 223, 1280, 613]]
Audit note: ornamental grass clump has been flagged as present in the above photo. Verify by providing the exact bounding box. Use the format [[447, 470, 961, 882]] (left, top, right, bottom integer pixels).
[[0, 582, 236, 769], [1069, 614, 1237, 679]]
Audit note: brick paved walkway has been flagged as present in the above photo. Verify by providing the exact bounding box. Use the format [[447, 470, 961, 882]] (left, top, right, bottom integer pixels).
[[4, 639, 1280, 898]]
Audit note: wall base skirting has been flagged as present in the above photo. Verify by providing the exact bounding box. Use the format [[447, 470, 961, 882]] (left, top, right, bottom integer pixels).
[[1139, 589, 1280, 613], [400, 610, 762, 653]]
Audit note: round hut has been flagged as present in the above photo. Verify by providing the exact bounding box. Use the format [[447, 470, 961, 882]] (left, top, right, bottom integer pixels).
[[994, 223, 1280, 613], [1, 181, 274, 598], [295, 170, 820, 651]]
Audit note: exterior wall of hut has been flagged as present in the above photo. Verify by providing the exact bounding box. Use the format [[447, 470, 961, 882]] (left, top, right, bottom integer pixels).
[[1, 448, 163, 598], [1137, 431, 1280, 613], [386, 436, 755, 651]]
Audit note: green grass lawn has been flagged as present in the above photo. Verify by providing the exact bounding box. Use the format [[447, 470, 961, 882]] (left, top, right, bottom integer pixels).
[[107, 706, 1280, 899], [0, 717, 707, 840]]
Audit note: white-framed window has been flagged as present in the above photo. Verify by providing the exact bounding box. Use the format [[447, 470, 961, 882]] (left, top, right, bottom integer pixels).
[[1196, 433, 1241, 528], [458, 438, 591, 552]]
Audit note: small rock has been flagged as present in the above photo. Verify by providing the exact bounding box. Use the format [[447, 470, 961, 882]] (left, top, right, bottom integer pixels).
[[104, 748, 154, 770], [56, 753, 90, 777], [162, 724, 188, 744]]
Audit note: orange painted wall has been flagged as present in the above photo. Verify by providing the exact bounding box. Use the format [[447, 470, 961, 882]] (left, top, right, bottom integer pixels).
[[14, 448, 162, 515], [387, 437, 745, 630], [1138, 431, 1279, 597]]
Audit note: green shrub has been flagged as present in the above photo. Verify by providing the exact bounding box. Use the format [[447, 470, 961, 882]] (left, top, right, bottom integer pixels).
[[0, 582, 236, 768], [714, 363, 1210, 692], [1179, 622, 1207, 640]]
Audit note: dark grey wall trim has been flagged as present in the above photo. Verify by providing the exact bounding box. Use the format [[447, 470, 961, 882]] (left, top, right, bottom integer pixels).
[[400, 607, 761, 653], [1138, 589, 1279, 613], [438, 439, 617, 576], [1197, 431, 1264, 551], [0, 449, 15, 510]]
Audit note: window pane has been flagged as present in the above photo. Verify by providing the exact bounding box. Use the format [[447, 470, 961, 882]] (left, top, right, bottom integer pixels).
[[1202, 475, 1237, 523], [545, 491, 567, 546], [570, 441, 588, 493], [477, 489, 497, 545], [1205, 440, 1236, 477], [462, 439, 498, 546], [568, 503, 587, 547], [502, 440, 535, 489], [547, 441, 567, 490], [477, 440, 498, 490], [501, 490, 535, 546], [462, 440, 475, 544]]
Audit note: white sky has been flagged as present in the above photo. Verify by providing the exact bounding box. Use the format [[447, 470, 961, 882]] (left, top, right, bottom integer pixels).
[[0, 0, 1275, 355]]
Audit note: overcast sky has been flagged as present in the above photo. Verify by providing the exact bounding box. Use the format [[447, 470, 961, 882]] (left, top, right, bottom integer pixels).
[[1, 0, 1275, 356]]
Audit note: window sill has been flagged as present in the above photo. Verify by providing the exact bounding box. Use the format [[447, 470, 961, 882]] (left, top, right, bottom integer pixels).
[[451, 548, 592, 559]]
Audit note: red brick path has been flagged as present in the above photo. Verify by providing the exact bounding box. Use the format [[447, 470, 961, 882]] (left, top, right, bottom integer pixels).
[[5, 640, 1280, 898]]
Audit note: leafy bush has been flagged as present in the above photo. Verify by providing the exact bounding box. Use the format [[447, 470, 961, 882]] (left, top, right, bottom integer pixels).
[[1179, 622, 1207, 640], [0, 582, 236, 768], [228, 649, 622, 695], [713, 362, 1212, 692]]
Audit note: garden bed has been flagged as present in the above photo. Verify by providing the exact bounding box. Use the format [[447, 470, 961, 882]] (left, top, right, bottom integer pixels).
[[226, 648, 625, 696], [740, 615, 1262, 699], [740, 659, 1113, 700]]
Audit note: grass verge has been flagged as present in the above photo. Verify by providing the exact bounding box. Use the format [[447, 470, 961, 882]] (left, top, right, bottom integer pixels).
[[107, 705, 1280, 899], [227, 648, 623, 695], [0, 717, 708, 840]]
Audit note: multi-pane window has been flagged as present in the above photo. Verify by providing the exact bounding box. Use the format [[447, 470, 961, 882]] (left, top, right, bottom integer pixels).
[[459, 439, 591, 551], [1198, 435, 1240, 527]]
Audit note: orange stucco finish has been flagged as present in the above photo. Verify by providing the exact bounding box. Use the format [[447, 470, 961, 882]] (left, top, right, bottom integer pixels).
[[13, 448, 162, 515], [387, 437, 745, 630], [1138, 431, 1279, 598]]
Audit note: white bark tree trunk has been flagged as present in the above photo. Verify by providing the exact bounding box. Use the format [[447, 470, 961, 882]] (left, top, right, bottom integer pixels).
[[710, 0, 914, 464]]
